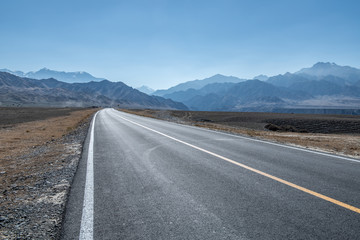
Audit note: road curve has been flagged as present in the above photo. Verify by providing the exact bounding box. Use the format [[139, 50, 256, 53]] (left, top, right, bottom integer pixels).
[[61, 108, 360, 239]]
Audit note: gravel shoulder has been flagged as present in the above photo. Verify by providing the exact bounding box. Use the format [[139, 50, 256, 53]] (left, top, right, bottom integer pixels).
[[0, 108, 98, 239]]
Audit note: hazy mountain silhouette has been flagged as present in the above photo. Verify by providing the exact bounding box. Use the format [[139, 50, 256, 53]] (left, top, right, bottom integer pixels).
[[183, 80, 309, 111], [2, 62, 359, 111], [0, 72, 187, 109], [136, 85, 155, 95], [163, 82, 236, 103], [296, 62, 360, 83], [267, 73, 309, 87], [58, 80, 186, 109], [268, 62, 360, 87], [153, 74, 245, 96], [287, 80, 360, 97], [161, 62, 360, 111], [253, 74, 269, 81], [0, 72, 116, 107], [0, 68, 104, 83]]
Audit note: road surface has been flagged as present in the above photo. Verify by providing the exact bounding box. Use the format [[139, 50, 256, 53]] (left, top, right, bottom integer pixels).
[[61, 108, 360, 239]]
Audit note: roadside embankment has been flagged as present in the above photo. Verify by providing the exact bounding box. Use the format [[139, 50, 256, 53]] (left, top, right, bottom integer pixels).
[[0, 108, 98, 239]]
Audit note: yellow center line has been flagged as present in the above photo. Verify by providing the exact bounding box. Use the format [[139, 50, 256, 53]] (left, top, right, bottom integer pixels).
[[113, 110, 360, 214]]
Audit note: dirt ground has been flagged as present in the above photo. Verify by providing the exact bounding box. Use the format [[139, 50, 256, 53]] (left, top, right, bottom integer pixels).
[[122, 109, 360, 159], [0, 107, 98, 239], [1, 107, 358, 237], [0, 108, 95, 160], [0, 107, 86, 127]]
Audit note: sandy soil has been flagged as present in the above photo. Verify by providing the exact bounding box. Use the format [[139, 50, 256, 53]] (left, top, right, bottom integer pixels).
[[0, 107, 84, 127], [0, 108, 95, 160], [121, 109, 360, 159], [0, 108, 98, 239]]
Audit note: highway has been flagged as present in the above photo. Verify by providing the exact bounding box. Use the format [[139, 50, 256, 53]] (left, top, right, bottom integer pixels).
[[61, 108, 360, 239]]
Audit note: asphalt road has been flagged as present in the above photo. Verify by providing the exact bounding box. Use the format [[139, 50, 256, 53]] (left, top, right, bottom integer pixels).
[[61, 108, 360, 239]]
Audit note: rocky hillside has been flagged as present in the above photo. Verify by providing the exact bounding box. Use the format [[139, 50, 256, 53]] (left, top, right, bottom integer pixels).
[[0, 72, 187, 109]]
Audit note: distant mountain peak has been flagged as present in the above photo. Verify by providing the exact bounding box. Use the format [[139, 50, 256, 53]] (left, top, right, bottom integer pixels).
[[136, 85, 155, 95], [0, 68, 26, 77], [312, 62, 338, 68], [253, 74, 269, 81], [295, 62, 360, 83], [212, 73, 226, 77], [1, 67, 105, 83]]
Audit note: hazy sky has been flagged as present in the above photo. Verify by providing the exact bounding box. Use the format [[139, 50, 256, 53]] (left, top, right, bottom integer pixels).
[[1, 0, 359, 89]]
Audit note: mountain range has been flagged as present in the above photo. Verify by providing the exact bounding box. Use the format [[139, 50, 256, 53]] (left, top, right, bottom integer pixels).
[[159, 62, 360, 112], [0, 72, 187, 109], [153, 74, 246, 96], [0, 68, 104, 83], [2, 62, 360, 113]]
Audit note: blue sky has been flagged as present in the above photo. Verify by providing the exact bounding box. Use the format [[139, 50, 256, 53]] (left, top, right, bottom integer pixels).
[[1, 0, 359, 89]]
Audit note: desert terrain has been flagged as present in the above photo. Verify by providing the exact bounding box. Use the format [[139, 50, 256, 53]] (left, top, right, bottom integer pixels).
[[0, 107, 98, 239], [1, 107, 359, 238], [122, 109, 360, 159]]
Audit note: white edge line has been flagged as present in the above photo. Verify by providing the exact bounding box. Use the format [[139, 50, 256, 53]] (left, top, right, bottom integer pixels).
[[112, 108, 360, 164], [185, 122, 360, 163], [109, 110, 360, 214], [79, 111, 99, 240]]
